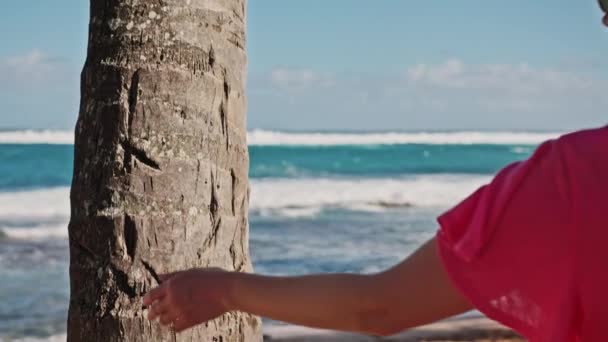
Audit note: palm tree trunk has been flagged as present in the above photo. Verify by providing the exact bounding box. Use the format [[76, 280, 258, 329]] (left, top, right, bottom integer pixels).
[[67, 0, 260, 340]]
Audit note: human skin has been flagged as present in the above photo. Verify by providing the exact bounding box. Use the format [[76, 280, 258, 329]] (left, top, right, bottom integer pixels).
[[143, 238, 472, 336]]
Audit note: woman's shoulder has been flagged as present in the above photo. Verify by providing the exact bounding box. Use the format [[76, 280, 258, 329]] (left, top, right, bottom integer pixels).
[[556, 125, 608, 147], [550, 125, 608, 167]]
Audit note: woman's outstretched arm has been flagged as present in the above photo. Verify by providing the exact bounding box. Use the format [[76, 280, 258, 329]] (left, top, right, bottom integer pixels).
[[143, 237, 472, 336]]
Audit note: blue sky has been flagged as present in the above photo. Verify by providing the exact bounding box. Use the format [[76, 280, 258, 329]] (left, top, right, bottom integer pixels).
[[0, 0, 606, 131]]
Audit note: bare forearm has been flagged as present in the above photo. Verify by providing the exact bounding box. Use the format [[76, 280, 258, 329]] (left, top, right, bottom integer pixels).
[[144, 238, 471, 335], [222, 239, 471, 336], [227, 272, 385, 334]]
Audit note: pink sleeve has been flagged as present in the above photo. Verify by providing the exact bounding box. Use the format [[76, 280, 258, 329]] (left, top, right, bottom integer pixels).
[[436, 139, 578, 341]]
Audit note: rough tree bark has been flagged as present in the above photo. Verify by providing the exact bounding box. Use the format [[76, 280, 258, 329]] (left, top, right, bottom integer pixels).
[[67, 0, 261, 341]]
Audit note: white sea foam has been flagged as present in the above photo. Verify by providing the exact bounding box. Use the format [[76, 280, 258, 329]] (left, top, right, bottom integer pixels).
[[2, 224, 68, 240], [0, 130, 73, 144], [247, 129, 562, 146], [0, 187, 70, 223], [0, 187, 70, 240], [0, 174, 489, 239], [510, 146, 534, 154], [0, 129, 562, 146], [250, 174, 490, 217]]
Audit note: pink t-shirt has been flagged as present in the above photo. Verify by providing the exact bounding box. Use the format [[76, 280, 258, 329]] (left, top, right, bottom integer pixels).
[[437, 126, 608, 342]]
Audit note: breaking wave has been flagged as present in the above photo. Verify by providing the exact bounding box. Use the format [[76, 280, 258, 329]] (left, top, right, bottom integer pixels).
[[247, 129, 561, 146], [0, 129, 561, 146]]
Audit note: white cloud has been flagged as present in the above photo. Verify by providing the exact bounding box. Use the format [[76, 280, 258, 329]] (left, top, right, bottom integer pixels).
[[405, 59, 594, 95], [248, 59, 607, 130], [6, 50, 49, 68], [0, 50, 71, 87], [269, 68, 333, 89], [407, 59, 464, 87], [400, 59, 606, 117]]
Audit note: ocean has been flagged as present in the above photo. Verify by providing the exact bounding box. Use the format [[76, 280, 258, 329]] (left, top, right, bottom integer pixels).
[[0, 129, 560, 341]]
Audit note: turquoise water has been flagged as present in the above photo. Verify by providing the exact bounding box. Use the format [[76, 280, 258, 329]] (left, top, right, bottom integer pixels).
[[0, 143, 531, 190], [0, 145, 73, 191], [0, 131, 546, 340], [249, 144, 532, 178]]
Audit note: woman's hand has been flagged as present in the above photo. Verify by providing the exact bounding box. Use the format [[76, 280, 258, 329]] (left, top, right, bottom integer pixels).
[[142, 238, 470, 336], [143, 268, 233, 332]]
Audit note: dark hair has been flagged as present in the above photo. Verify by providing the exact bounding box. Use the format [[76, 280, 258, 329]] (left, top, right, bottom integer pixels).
[[600, 0, 608, 13]]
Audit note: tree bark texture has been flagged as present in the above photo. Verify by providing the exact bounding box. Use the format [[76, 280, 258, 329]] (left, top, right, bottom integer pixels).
[[67, 0, 261, 341]]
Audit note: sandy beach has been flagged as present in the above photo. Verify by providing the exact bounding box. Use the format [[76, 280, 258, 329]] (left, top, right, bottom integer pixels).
[[263, 317, 524, 342]]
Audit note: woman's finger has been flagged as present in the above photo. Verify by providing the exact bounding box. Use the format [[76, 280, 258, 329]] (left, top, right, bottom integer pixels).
[[173, 316, 195, 332], [159, 272, 179, 283], [147, 300, 170, 321], [143, 286, 166, 307], [159, 312, 178, 326]]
